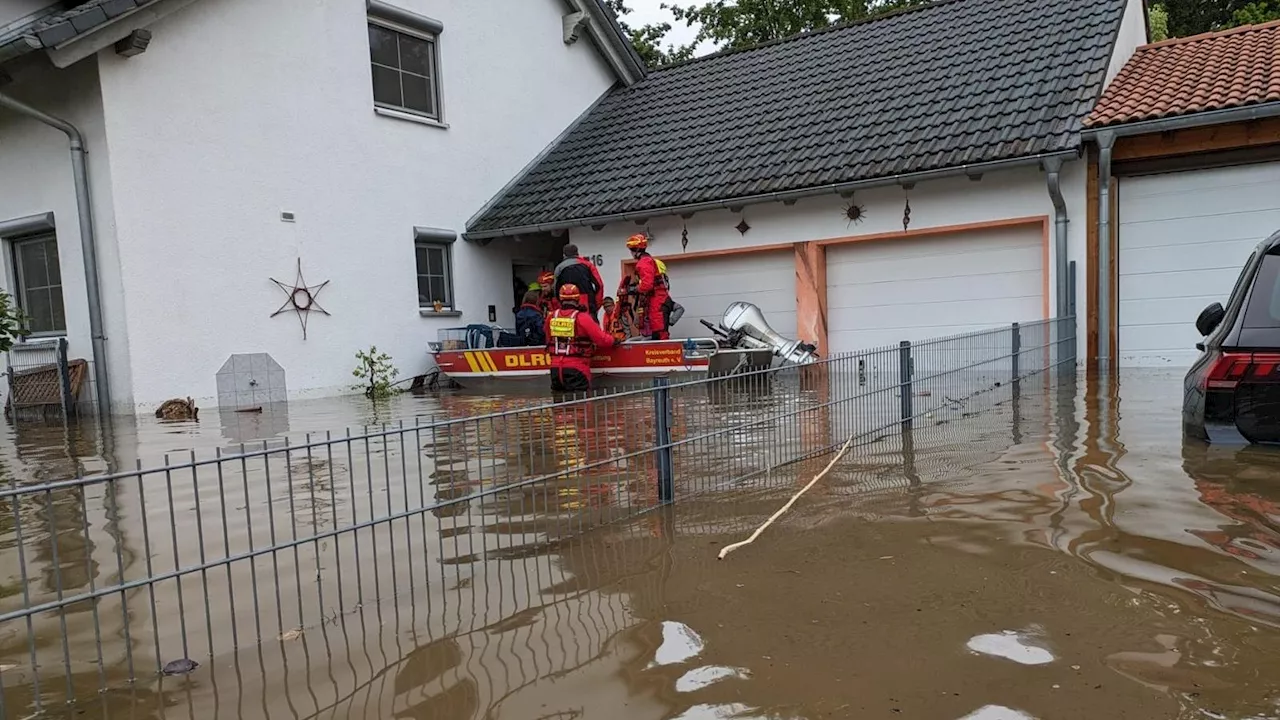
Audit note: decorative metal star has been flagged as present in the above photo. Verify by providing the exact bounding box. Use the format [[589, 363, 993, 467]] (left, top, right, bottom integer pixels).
[[270, 259, 330, 340]]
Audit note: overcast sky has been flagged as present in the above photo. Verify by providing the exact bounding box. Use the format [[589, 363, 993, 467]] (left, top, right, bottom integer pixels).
[[624, 0, 708, 53]]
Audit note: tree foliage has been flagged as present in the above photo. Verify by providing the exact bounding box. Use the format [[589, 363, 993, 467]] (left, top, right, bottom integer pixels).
[[665, 0, 926, 52], [602, 0, 694, 67], [352, 346, 399, 400], [1152, 0, 1280, 39]]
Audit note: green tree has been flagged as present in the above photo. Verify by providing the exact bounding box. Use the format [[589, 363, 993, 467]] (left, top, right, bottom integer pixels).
[[1149, 3, 1170, 40], [664, 0, 929, 52], [603, 0, 695, 67], [352, 346, 399, 400], [1232, 1, 1280, 25]]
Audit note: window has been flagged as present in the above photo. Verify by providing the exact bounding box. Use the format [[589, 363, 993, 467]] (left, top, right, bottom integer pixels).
[[369, 19, 441, 120], [1243, 253, 1280, 329], [416, 242, 453, 309], [12, 233, 66, 335]]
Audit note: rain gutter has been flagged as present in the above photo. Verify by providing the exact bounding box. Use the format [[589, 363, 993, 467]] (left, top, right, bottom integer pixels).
[[1095, 129, 1115, 369], [1041, 156, 1069, 320], [0, 92, 111, 418], [463, 149, 1081, 241], [1080, 101, 1280, 140]]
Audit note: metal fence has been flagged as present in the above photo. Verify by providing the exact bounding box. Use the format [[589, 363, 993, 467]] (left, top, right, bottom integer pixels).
[[0, 316, 1075, 714]]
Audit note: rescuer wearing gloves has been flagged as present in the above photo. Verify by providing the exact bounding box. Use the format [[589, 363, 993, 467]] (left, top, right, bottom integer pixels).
[[545, 283, 621, 393]]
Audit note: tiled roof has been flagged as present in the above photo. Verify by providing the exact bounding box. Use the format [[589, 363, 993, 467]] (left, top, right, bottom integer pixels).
[[1086, 20, 1280, 128], [468, 0, 1127, 235], [1, 0, 163, 66]]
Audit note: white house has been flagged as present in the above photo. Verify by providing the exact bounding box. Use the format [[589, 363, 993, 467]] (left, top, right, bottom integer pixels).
[[0, 0, 1152, 417], [466, 0, 1151, 362], [0, 0, 642, 415]]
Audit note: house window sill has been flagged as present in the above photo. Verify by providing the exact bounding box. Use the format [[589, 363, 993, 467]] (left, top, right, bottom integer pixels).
[[375, 106, 449, 129], [419, 309, 463, 318]]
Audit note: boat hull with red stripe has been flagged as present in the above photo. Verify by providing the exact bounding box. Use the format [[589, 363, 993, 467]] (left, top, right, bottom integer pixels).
[[432, 339, 754, 390]]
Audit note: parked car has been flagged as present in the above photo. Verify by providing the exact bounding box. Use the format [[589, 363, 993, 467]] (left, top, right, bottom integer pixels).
[[1184, 230, 1280, 444]]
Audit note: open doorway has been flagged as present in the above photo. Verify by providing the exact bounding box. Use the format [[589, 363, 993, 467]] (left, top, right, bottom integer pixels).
[[509, 233, 565, 314]]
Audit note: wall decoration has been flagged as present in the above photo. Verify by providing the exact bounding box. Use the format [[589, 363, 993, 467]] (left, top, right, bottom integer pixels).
[[841, 194, 866, 227], [902, 187, 912, 232], [681, 222, 689, 251], [270, 259, 330, 340], [735, 216, 751, 236]]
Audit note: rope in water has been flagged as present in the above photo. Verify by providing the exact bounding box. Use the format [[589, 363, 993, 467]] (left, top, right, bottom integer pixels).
[[717, 431, 857, 560]]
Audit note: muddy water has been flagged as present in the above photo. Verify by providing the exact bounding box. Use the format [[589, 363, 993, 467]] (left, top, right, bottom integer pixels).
[[2, 370, 1280, 719]]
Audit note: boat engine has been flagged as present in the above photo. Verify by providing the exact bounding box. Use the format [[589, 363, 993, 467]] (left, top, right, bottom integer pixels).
[[701, 301, 819, 366]]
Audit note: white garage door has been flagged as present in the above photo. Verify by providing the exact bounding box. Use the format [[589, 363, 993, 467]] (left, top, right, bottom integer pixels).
[[1119, 161, 1280, 367], [661, 251, 797, 340], [826, 225, 1044, 355]]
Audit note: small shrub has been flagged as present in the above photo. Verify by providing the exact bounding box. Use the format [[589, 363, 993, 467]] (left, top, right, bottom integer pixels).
[[0, 290, 29, 353], [352, 346, 398, 400]]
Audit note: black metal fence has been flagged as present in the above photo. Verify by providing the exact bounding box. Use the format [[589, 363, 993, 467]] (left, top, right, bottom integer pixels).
[[0, 316, 1075, 713]]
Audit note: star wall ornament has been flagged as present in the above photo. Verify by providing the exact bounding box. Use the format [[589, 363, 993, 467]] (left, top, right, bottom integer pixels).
[[270, 258, 330, 340]]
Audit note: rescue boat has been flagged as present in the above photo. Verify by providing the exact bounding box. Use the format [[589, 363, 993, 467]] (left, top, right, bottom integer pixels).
[[428, 302, 819, 391]]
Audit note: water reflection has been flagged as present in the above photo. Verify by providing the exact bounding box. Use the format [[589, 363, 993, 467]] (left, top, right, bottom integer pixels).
[[3, 373, 1280, 718]]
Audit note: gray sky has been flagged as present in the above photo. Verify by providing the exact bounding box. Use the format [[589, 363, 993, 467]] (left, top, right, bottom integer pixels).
[[624, 0, 710, 54]]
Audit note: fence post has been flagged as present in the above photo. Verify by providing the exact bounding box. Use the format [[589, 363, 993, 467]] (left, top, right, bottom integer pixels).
[[1011, 322, 1022, 392], [57, 338, 74, 418], [653, 377, 675, 504], [898, 341, 912, 430]]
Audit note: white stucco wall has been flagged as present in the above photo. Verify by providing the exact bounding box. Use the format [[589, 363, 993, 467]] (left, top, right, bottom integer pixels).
[[1106, 0, 1150, 84], [570, 161, 1090, 359], [0, 58, 134, 408], [89, 0, 616, 411]]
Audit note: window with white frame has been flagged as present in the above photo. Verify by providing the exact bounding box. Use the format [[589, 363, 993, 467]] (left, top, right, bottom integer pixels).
[[415, 227, 455, 310], [368, 15, 441, 121], [12, 232, 66, 335]]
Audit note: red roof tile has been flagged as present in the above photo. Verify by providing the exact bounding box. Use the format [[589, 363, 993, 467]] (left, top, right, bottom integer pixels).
[[1085, 20, 1280, 128]]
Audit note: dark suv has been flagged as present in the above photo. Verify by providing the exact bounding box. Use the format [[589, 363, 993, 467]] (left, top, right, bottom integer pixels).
[[1184, 230, 1280, 444]]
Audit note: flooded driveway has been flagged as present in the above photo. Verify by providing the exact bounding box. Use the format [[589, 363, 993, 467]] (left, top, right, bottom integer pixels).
[[5, 369, 1280, 719]]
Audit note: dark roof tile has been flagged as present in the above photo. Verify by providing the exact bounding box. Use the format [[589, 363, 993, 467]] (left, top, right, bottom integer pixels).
[[470, 0, 1128, 234]]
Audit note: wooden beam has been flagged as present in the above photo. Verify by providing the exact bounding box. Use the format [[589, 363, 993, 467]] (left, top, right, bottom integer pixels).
[[794, 242, 829, 358], [1113, 116, 1280, 162]]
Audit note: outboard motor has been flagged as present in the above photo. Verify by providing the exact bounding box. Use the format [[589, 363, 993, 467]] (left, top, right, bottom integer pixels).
[[720, 302, 819, 365]]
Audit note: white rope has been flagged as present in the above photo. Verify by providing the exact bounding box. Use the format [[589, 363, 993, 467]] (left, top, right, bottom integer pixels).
[[717, 431, 857, 560]]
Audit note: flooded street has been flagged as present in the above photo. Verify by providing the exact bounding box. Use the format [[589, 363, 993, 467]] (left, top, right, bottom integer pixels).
[[3, 369, 1280, 719]]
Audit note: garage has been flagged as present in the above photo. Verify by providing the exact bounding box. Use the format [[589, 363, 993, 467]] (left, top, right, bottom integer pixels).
[[825, 224, 1046, 355], [662, 250, 797, 341], [1117, 161, 1280, 367]]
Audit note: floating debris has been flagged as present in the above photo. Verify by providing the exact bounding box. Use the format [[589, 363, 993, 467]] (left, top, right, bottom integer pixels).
[[966, 630, 1055, 666], [279, 627, 303, 641], [649, 621, 705, 668], [676, 665, 751, 692], [161, 658, 199, 676]]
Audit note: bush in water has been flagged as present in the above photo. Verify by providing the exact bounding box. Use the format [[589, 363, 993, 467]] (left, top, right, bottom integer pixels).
[[352, 346, 399, 399]]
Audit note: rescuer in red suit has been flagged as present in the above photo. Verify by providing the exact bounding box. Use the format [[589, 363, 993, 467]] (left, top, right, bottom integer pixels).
[[627, 233, 671, 340], [545, 283, 620, 393]]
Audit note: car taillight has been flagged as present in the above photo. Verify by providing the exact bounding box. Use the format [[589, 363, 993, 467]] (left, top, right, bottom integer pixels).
[[1203, 351, 1280, 390]]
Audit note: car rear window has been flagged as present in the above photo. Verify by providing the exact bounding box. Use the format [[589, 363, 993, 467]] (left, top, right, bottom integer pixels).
[[1243, 253, 1280, 328]]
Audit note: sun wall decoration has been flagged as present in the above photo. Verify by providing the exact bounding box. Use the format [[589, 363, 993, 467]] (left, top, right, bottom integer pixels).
[[270, 258, 330, 340]]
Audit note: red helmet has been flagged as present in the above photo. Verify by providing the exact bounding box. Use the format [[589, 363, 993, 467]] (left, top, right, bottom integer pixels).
[[537, 270, 555, 286], [558, 283, 581, 302], [625, 233, 648, 250]]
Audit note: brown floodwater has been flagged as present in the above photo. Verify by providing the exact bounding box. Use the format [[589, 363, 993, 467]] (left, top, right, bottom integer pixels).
[[3, 369, 1280, 719]]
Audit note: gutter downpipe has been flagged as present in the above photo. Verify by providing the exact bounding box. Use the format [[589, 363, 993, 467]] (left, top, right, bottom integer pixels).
[[464, 149, 1080, 240], [1096, 130, 1116, 374], [0, 92, 111, 419], [1041, 156, 1069, 319]]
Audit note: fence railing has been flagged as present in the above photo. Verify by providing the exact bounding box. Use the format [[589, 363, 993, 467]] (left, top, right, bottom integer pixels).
[[0, 316, 1075, 713]]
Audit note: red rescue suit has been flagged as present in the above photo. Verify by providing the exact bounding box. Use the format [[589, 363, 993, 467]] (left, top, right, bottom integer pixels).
[[545, 306, 617, 389], [634, 253, 671, 339]]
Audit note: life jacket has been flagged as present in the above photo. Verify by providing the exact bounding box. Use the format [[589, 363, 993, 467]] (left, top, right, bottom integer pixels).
[[548, 309, 593, 357], [655, 257, 671, 290]]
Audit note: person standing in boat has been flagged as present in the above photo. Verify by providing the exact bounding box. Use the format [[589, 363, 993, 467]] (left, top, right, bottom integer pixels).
[[626, 233, 672, 340], [515, 290, 546, 346], [554, 244, 605, 319], [545, 283, 620, 393], [536, 270, 558, 314]]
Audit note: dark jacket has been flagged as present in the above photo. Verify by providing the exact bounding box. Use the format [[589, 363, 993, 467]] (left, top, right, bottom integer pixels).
[[554, 257, 604, 314], [514, 304, 546, 346]]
